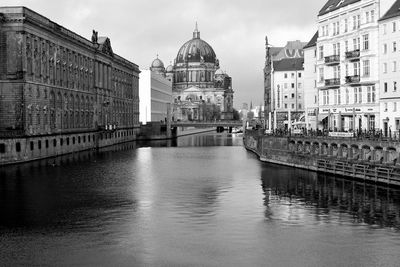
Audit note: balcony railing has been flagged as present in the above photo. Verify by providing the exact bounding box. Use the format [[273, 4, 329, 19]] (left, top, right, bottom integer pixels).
[[345, 50, 360, 60], [345, 75, 360, 84], [324, 55, 340, 65], [325, 78, 340, 87]]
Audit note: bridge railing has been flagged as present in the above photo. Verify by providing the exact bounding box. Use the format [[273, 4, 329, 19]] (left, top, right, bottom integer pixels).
[[252, 128, 400, 143]]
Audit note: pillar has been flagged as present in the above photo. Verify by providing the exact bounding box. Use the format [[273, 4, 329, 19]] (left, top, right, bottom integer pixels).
[[273, 110, 277, 130], [268, 112, 272, 130]]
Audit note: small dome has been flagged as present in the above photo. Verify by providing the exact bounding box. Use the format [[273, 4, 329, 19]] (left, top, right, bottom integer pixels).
[[151, 58, 164, 68], [166, 64, 173, 72]]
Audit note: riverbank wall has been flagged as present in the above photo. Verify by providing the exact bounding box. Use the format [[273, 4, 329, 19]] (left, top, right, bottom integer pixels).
[[244, 130, 400, 187]]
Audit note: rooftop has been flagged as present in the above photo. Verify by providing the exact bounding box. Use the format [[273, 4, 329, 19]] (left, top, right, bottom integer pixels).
[[303, 31, 318, 49], [379, 0, 400, 22], [318, 0, 360, 16], [273, 58, 304, 72]]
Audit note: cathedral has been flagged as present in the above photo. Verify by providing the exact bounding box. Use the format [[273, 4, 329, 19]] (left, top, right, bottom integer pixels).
[[150, 24, 234, 121]]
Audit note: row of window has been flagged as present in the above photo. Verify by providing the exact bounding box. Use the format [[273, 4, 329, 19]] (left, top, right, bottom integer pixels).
[[382, 20, 400, 35], [383, 102, 399, 112], [318, 60, 370, 82], [321, 86, 376, 105], [383, 81, 398, 93], [283, 72, 302, 78], [382, 61, 400, 73], [0, 130, 136, 154], [318, 35, 368, 59], [320, 10, 375, 37], [278, 83, 302, 89]]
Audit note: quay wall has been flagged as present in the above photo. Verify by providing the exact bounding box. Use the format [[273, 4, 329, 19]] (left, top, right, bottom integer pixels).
[[0, 127, 140, 166], [244, 130, 400, 187]]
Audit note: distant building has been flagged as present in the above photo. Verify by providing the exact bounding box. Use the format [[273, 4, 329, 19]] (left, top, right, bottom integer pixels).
[[303, 31, 319, 130], [155, 25, 234, 121], [379, 0, 400, 136], [139, 61, 172, 124], [264, 39, 307, 128]]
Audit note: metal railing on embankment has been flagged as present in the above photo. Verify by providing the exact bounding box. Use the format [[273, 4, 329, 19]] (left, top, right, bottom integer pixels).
[[317, 159, 400, 186]]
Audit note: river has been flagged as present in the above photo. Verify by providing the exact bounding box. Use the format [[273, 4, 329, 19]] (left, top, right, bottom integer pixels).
[[1, 132, 400, 266]]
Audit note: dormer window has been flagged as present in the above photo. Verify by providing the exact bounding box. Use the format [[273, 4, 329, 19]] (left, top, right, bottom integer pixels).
[[326, 4, 334, 11], [337, 0, 345, 7]]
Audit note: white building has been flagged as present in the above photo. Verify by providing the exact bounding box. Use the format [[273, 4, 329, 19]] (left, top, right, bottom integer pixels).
[[139, 66, 172, 124], [378, 0, 400, 136], [272, 58, 305, 113], [303, 32, 319, 130], [316, 0, 389, 132]]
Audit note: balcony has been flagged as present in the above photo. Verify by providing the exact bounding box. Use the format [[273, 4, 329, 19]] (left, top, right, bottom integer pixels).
[[345, 75, 360, 85], [324, 55, 340, 65], [345, 50, 360, 61], [324, 78, 340, 88]]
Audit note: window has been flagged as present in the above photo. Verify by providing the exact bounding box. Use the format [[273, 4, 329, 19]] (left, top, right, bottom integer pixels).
[[334, 65, 340, 79], [353, 62, 360, 76], [38, 140, 41, 150], [30, 141, 34, 151], [291, 83, 295, 88], [323, 90, 329, 105], [291, 73, 294, 78], [354, 88, 358, 103], [299, 104, 302, 109], [346, 88, 349, 104], [284, 83, 288, 89], [394, 42, 397, 52], [291, 93, 295, 98], [366, 11, 370, 23], [46, 139, 49, 148], [298, 83, 302, 88], [394, 81, 397, 92], [358, 87, 362, 103], [319, 67, 324, 82], [357, 15, 360, 29], [284, 103, 287, 109], [383, 24, 387, 34], [345, 63, 349, 76], [383, 63, 387, 73], [394, 102, 397, 112], [284, 73, 288, 78], [362, 34, 369, 50], [353, 38, 360, 51], [363, 60, 370, 76], [393, 61, 397, 72], [334, 89, 338, 105], [53, 139, 57, 147], [291, 104, 295, 109], [16, 142, 21, 152], [344, 18, 348, 32], [384, 102, 388, 112], [298, 73, 302, 78], [345, 40, 349, 52], [0, 144, 5, 154], [393, 21, 397, 32], [371, 10, 375, 22], [353, 16, 357, 30], [384, 82, 388, 92], [384, 43, 387, 54], [367, 86, 372, 103], [372, 86, 376, 102], [319, 46, 324, 60]]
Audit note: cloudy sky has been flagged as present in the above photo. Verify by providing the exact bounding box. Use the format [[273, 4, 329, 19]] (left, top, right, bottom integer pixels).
[[4, 0, 324, 108]]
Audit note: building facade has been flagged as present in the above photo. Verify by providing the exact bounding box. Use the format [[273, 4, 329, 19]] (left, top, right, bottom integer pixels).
[[0, 7, 140, 164], [316, 0, 384, 132], [378, 0, 400, 136], [264, 39, 306, 128], [139, 64, 172, 124], [303, 32, 319, 130], [157, 25, 234, 121]]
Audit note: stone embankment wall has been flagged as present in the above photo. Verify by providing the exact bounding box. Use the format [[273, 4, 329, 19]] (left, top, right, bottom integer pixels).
[[244, 130, 400, 187]]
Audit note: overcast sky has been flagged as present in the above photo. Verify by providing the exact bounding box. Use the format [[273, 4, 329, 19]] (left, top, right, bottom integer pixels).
[[3, 0, 323, 109]]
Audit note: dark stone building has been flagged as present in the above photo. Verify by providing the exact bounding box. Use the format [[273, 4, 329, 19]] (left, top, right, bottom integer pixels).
[[0, 7, 140, 164]]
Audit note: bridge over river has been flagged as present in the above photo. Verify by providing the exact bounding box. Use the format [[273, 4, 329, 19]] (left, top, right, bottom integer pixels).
[[171, 120, 242, 128]]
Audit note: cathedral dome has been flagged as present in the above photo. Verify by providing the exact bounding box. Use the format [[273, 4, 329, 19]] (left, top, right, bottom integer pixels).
[[151, 57, 164, 68], [175, 25, 216, 64]]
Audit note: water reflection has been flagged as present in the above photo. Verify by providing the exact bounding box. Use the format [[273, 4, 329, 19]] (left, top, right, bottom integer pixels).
[[260, 164, 400, 229]]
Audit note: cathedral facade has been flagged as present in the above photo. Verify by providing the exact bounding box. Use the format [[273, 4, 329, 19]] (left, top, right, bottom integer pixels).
[[154, 25, 234, 121]]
